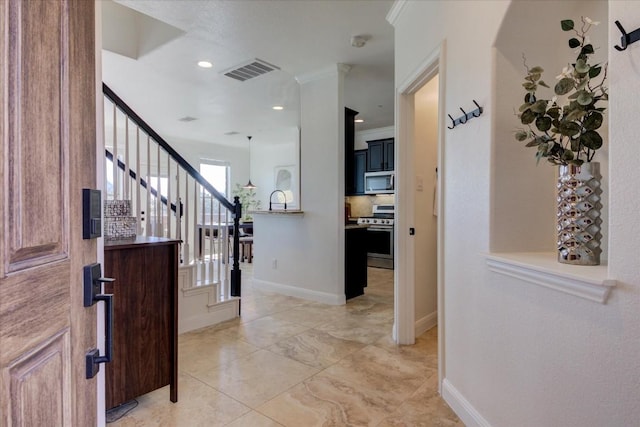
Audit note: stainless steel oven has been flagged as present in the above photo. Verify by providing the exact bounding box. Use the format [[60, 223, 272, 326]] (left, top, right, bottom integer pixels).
[[357, 204, 394, 269]]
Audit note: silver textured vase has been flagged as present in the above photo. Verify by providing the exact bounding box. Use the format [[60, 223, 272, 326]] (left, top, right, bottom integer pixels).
[[557, 162, 602, 265]]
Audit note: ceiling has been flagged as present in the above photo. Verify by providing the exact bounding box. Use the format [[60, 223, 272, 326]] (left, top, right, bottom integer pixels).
[[102, 0, 395, 147]]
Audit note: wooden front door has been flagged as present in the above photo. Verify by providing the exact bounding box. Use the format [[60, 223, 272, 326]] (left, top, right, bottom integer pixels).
[[0, 1, 98, 425]]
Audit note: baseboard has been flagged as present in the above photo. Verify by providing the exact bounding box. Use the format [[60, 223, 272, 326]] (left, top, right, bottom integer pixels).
[[178, 299, 238, 334], [442, 379, 492, 427], [415, 310, 437, 336], [252, 279, 346, 305]]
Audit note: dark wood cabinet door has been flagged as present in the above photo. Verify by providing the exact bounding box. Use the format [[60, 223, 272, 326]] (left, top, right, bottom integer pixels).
[[367, 140, 385, 172], [104, 237, 178, 409], [354, 150, 367, 194], [384, 139, 395, 170], [367, 138, 394, 172]]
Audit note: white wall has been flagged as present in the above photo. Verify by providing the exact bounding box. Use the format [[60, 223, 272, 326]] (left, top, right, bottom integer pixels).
[[354, 125, 395, 150], [166, 136, 248, 194], [413, 75, 439, 333], [252, 66, 347, 304], [392, 0, 639, 426], [251, 127, 300, 210]]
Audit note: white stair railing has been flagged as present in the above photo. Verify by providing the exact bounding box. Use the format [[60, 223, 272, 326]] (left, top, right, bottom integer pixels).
[[102, 84, 242, 302]]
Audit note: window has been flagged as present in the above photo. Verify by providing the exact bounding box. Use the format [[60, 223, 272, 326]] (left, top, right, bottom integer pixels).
[[200, 160, 230, 224]]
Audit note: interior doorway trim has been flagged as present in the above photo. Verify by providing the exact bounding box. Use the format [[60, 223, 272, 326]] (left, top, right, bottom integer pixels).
[[394, 40, 446, 390]]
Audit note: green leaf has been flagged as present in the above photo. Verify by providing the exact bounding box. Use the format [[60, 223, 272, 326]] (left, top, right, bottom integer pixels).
[[565, 109, 587, 122], [562, 150, 574, 161], [531, 100, 548, 114], [561, 19, 574, 31], [581, 130, 603, 150], [525, 139, 540, 147], [523, 82, 536, 91], [539, 80, 550, 88], [529, 66, 544, 74], [547, 107, 561, 119], [515, 130, 528, 141], [568, 38, 581, 48], [575, 59, 590, 74], [559, 121, 581, 137], [519, 103, 532, 112], [568, 91, 580, 99], [589, 66, 602, 78], [536, 116, 552, 132], [581, 44, 595, 55], [520, 109, 536, 125], [524, 93, 536, 103], [577, 91, 593, 106], [555, 78, 574, 95], [583, 112, 603, 130]]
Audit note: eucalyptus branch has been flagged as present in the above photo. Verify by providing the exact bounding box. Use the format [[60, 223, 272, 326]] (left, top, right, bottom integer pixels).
[[514, 16, 607, 167]]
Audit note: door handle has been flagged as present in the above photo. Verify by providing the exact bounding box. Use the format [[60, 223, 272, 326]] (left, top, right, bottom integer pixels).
[[83, 263, 115, 379]]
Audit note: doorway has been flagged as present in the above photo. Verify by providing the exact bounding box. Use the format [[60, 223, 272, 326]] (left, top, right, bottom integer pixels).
[[394, 44, 445, 390]]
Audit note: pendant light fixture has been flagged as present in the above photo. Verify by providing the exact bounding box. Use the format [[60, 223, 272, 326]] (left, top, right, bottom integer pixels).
[[243, 135, 256, 189]]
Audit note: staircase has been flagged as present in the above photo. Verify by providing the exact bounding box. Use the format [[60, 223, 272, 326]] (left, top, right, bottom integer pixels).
[[102, 83, 243, 333]]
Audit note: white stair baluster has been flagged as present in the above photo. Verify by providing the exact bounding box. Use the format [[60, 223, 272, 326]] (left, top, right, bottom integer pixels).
[[146, 135, 151, 235]]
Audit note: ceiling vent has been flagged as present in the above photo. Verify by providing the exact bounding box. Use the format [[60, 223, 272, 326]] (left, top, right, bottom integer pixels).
[[222, 58, 280, 82], [178, 116, 198, 122], [224, 131, 240, 136]]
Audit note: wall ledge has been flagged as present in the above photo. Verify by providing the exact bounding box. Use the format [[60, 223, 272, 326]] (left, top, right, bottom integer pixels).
[[251, 210, 304, 216], [486, 252, 616, 304]]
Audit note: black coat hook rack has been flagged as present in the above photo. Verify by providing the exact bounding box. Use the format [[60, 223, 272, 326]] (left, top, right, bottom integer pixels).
[[447, 100, 483, 129], [614, 20, 640, 51]]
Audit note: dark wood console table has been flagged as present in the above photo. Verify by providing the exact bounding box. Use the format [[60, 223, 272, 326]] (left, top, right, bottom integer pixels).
[[103, 236, 180, 410]]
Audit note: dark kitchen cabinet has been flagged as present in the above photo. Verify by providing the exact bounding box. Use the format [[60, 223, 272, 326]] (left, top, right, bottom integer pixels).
[[345, 226, 368, 299], [353, 149, 367, 195], [345, 107, 359, 195], [103, 236, 180, 410], [367, 138, 394, 172]]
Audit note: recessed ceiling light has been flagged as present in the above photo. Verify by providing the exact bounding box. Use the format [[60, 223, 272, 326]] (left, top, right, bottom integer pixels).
[[272, 105, 284, 110], [355, 118, 364, 123], [197, 61, 213, 68]]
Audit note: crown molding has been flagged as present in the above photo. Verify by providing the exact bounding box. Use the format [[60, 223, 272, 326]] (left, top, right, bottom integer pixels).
[[386, 0, 408, 26]]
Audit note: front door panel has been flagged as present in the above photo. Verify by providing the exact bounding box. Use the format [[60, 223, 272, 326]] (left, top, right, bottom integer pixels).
[[0, 0, 97, 425]]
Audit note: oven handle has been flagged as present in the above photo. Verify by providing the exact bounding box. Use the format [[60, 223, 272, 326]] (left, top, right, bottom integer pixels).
[[368, 226, 393, 231]]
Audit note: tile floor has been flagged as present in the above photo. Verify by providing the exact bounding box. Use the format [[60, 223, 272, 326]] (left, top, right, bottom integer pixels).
[[110, 265, 462, 426]]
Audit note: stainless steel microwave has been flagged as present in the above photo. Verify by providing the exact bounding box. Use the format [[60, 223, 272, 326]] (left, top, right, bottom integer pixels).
[[364, 171, 394, 194]]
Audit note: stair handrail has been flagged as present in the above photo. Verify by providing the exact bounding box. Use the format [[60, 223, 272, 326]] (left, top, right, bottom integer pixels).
[[105, 148, 183, 215], [103, 83, 243, 298], [103, 83, 235, 213]]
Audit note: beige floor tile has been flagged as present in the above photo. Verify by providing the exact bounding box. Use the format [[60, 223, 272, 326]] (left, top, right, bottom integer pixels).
[[198, 349, 319, 408], [314, 316, 392, 345], [108, 266, 462, 427], [226, 410, 284, 427], [220, 315, 310, 348], [377, 376, 465, 427], [109, 373, 250, 427], [373, 330, 439, 371], [317, 344, 435, 406], [257, 374, 396, 427], [267, 304, 345, 328], [179, 329, 260, 376], [267, 328, 366, 369]]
